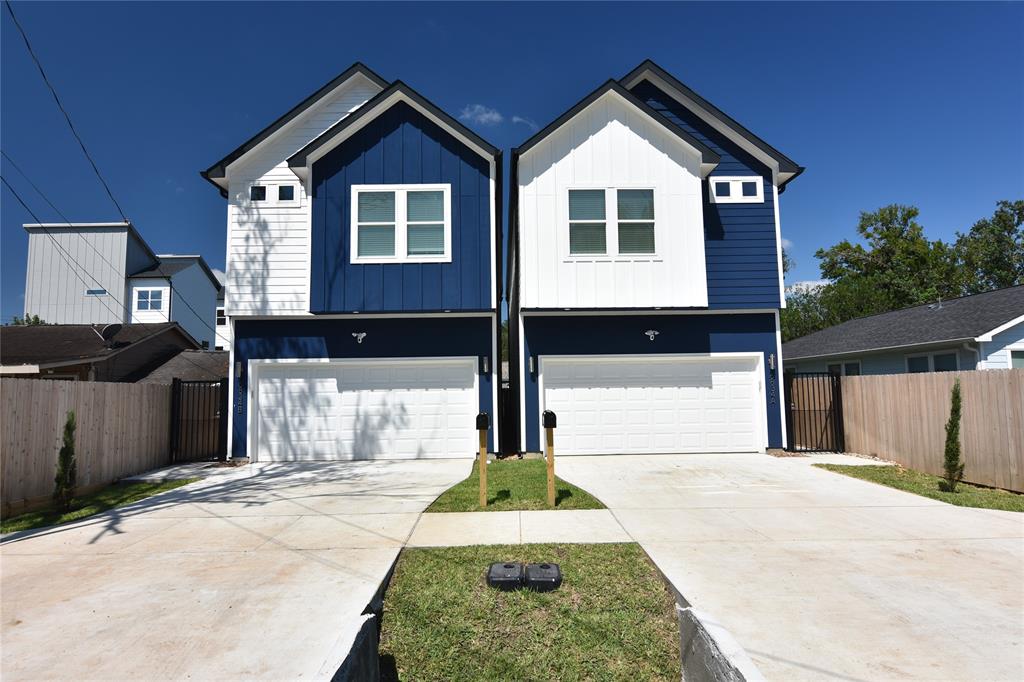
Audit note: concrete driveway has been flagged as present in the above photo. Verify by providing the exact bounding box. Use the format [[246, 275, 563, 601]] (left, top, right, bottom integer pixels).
[[1, 459, 468, 681], [557, 453, 1024, 681]]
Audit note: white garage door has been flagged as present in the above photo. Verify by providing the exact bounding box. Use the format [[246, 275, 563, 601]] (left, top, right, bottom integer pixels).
[[255, 359, 477, 461], [541, 355, 764, 455]]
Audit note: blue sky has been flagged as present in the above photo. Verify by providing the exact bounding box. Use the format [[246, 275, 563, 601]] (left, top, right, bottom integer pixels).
[[2, 1, 1022, 322]]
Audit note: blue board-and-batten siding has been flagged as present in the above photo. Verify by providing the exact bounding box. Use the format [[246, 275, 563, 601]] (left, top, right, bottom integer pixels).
[[520, 313, 783, 452], [629, 81, 782, 309], [231, 316, 496, 457], [310, 101, 492, 313]]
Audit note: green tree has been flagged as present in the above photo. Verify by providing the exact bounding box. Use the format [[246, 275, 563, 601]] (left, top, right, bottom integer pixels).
[[11, 313, 46, 325], [954, 200, 1024, 294], [942, 379, 964, 493], [53, 411, 78, 513]]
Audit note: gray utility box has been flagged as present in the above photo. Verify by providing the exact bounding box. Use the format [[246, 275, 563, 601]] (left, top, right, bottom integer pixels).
[[525, 563, 562, 592], [487, 562, 524, 591]]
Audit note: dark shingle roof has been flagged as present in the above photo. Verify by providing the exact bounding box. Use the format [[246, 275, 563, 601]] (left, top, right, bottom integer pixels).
[[138, 350, 228, 383], [130, 261, 189, 278], [783, 286, 1024, 360], [0, 323, 188, 366]]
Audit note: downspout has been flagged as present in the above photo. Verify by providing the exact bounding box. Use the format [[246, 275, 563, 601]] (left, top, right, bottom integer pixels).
[[962, 341, 981, 370]]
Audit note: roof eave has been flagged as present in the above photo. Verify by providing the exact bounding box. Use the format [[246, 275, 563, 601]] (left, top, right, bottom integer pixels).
[[783, 336, 976, 362]]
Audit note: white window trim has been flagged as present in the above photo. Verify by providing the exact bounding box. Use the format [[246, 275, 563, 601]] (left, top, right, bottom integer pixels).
[[245, 182, 299, 206], [349, 184, 452, 264], [564, 186, 659, 261], [710, 176, 764, 204], [905, 351, 960, 373], [135, 288, 164, 312]]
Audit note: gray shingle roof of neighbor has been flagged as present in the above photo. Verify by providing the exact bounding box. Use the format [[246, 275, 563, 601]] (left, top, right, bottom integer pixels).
[[138, 350, 229, 383], [782, 285, 1024, 361], [0, 323, 194, 366]]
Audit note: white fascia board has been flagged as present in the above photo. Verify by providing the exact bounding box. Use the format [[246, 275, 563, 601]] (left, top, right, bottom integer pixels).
[[0, 364, 41, 374], [224, 72, 384, 180], [975, 314, 1024, 342], [628, 72, 781, 179], [295, 91, 495, 182], [773, 181, 786, 308]]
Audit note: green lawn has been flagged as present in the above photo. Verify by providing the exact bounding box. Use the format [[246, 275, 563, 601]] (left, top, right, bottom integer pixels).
[[426, 458, 604, 512], [814, 464, 1024, 512], [379, 543, 680, 681], [1, 479, 199, 533]]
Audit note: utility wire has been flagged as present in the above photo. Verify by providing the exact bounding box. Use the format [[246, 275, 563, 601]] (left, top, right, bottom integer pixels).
[[2, 176, 221, 380], [4, 0, 128, 223]]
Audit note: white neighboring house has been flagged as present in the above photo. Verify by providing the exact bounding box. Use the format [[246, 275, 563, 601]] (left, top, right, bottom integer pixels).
[[22, 222, 221, 349]]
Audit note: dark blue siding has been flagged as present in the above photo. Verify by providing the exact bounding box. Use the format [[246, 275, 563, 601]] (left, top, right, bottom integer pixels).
[[231, 317, 496, 457], [310, 101, 492, 313], [630, 81, 781, 309], [520, 314, 782, 451]]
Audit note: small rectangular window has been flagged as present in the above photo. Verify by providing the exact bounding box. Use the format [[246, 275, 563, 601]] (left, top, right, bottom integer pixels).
[[933, 353, 958, 372], [1011, 350, 1024, 369], [216, 308, 226, 326], [85, 289, 107, 296], [827, 364, 842, 376], [617, 189, 655, 254], [711, 176, 764, 204], [137, 289, 163, 311], [277, 185, 294, 201], [907, 356, 930, 373], [568, 190, 606, 255], [250, 185, 266, 201], [844, 362, 861, 376]]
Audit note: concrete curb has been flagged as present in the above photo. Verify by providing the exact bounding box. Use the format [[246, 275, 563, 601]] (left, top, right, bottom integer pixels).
[[677, 605, 765, 682]]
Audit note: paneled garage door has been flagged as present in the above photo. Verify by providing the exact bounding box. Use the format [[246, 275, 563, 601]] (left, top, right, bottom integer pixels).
[[541, 354, 764, 455], [254, 359, 477, 461]]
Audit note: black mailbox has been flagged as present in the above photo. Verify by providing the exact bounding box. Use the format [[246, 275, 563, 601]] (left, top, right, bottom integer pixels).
[[476, 412, 490, 430], [542, 410, 557, 429]]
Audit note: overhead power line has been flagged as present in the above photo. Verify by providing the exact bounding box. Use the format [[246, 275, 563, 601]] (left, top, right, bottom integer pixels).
[[4, 0, 128, 223]]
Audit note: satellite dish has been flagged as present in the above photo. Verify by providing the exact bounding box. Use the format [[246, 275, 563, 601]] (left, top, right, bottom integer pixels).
[[99, 323, 122, 342]]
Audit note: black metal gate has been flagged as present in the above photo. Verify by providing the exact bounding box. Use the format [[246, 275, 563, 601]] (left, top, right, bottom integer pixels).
[[170, 378, 228, 462], [784, 372, 845, 452]]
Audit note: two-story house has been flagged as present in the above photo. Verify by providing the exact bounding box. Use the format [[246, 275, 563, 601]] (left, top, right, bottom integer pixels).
[[22, 221, 220, 349], [507, 61, 803, 455], [202, 64, 501, 461]]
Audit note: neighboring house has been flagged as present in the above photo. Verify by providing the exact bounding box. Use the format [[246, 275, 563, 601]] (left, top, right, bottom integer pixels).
[[213, 270, 232, 351], [783, 285, 1024, 375], [506, 60, 803, 455], [202, 63, 501, 461], [138, 349, 229, 383], [0, 323, 200, 381], [22, 222, 222, 349]]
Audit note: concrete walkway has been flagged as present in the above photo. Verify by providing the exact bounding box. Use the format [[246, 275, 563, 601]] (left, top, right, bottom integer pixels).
[[408, 509, 629, 546], [556, 453, 1024, 682], [1, 459, 469, 681]]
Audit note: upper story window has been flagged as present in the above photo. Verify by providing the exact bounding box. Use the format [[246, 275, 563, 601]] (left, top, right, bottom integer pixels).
[[350, 185, 451, 264], [249, 183, 298, 205], [568, 188, 655, 257], [250, 185, 267, 201], [216, 308, 226, 326], [136, 289, 163, 311], [710, 176, 764, 204]]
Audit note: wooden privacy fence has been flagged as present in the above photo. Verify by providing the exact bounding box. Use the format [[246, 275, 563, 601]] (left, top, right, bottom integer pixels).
[[841, 369, 1024, 492], [1, 378, 172, 514]]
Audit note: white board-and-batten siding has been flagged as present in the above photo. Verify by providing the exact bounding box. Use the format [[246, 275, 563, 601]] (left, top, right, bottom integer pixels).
[[517, 92, 708, 310], [224, 75, 383, 316]]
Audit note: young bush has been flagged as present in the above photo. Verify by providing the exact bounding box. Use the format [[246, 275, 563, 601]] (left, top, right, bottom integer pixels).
[[942, 379, 964, 493], [53, 410, 78, 512]]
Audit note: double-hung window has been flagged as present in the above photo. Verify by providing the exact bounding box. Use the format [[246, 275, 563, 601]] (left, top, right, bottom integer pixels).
[[568, 188, 656, 257], [351, 185, 451, 263], [136, 289, 163, 311]]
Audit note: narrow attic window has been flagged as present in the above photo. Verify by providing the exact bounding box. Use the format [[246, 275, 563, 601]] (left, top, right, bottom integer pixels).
[[711, 177, 764, 204], [277, 185, 294, 201], [250, 185, 266, 201]]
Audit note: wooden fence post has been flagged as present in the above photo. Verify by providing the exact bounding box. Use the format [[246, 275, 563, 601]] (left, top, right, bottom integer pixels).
[[543, 410, 557, 507]]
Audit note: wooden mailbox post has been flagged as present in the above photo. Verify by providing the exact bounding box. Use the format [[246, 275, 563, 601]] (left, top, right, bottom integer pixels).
[[476, 412, 490, 508], [543, 410, 557, 507]]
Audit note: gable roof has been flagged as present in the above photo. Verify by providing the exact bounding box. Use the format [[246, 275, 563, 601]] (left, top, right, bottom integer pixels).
[[0, 323, 198, 368], [620, 60, 803, 187], [287, 80, 500, 172], [513, 78, 720, 169], [201, 62, 389, 195], [138, 350, 228, 383], [783, 286, 1024, 361], [130, 255, 222, 291]]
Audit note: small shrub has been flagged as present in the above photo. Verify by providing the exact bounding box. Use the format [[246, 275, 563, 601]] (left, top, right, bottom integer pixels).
[[53, 410, 78, 512], [942, 379, 964, 493]]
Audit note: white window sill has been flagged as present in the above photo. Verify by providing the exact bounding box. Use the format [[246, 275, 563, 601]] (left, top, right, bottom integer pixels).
[[563, 256, 663, 263], [351, 256, 453, 265]]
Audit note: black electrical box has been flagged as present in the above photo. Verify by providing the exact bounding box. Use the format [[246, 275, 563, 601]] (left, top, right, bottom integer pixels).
[[476, 412, 490, 430], [525, 563, 562, 592], [542, 410, 557, 429], [487, 562, 524, 591]]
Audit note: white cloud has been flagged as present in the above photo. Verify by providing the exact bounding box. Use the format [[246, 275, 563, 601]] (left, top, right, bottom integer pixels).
[[781, 237, 793, 250], [512, 115, 539, 131], [459, 104, 503, 126]]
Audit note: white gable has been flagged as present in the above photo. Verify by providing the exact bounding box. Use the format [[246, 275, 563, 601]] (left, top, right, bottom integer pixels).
[[518, 91, 708, 309]]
